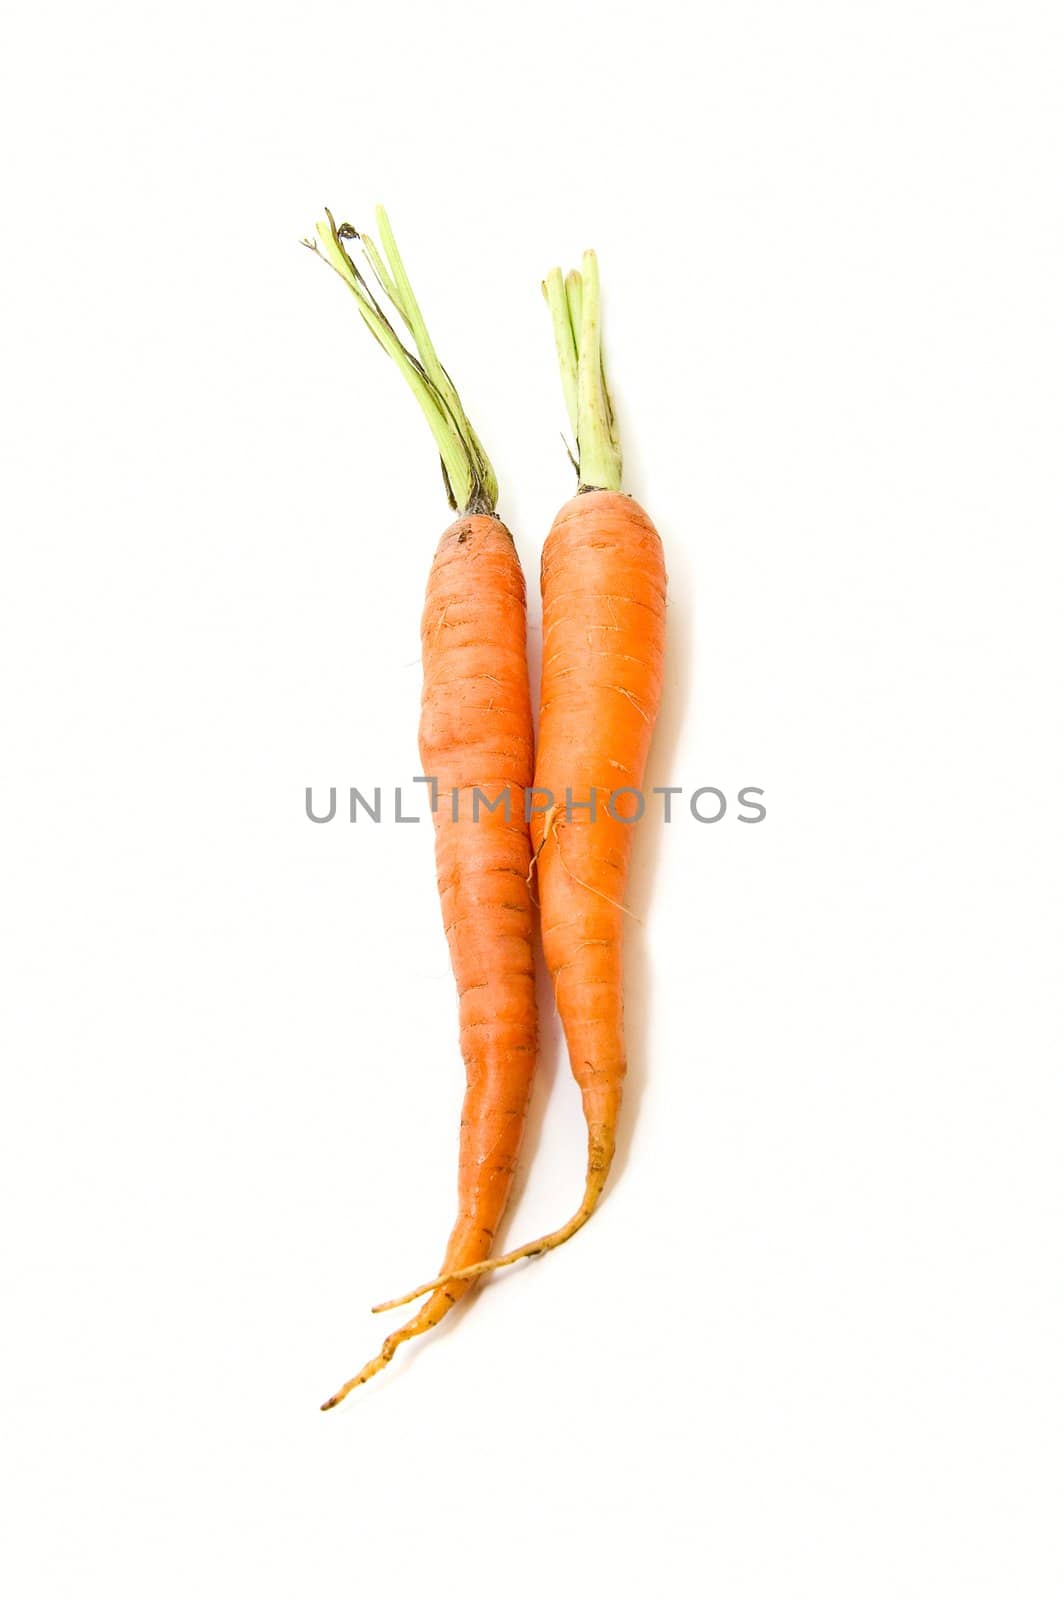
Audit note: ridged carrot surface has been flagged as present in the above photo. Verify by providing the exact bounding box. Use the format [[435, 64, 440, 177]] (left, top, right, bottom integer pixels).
[[417, 517, 537, 1301], [533, 489, 665, 1217], [324, 514, 537, 1402], [306, 211, 537, 1406]]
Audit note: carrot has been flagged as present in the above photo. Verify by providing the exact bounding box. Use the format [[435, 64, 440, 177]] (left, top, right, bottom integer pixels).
[[304, 208, 537, 1406], [377, 250, 665, 1314]]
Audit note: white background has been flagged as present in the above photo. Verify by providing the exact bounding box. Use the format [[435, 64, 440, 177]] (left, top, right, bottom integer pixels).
[[3, 2, 1062, 1595]]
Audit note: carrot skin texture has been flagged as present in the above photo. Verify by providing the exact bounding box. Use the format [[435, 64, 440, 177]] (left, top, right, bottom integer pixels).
[[423, 514, 537, 1281], [372, 490, 665, 1312], [534, 490, 665, 1208], [322, 515, 536, 1405]]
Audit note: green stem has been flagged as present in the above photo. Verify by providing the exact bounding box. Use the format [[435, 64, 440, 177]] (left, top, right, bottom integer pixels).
[[544, 249, 622, 492], [564, 270, 583, 356], [544, 268, 578, 440], [372, 207, 498, 511], [304, 208, 497, 515]]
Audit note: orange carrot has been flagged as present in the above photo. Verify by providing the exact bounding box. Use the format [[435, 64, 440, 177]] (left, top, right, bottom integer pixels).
[[378, 251, 665, 1314], [305, 209, 537, 1406]]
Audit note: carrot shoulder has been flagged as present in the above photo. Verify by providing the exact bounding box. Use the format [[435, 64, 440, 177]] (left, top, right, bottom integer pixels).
[[305, 211, 537, 1406]]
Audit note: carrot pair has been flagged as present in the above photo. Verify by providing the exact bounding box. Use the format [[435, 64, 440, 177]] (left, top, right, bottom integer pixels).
[[306, 213, 665, 1406]]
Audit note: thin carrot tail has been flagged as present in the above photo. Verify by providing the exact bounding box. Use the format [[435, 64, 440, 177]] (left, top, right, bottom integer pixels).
[[372, 1127, 614, 1315], [320, 1280, 469, 1410]]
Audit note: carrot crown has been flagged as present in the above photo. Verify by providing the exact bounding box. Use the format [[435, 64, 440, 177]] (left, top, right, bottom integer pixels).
[[543, 251, 622, 493], [304, 207, 499, 516]]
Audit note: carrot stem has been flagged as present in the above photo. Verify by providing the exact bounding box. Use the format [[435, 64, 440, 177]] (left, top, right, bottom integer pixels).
[[544, 250, 622, 493], [372, 207, 498, 511], [304, 208, 497, 514], [544, 268, 579, 443]]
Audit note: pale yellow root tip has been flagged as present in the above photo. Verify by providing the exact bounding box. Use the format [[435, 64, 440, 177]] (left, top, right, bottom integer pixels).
[[321, 1352, 390, 1410], [320, 1284, 463, 1410]]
